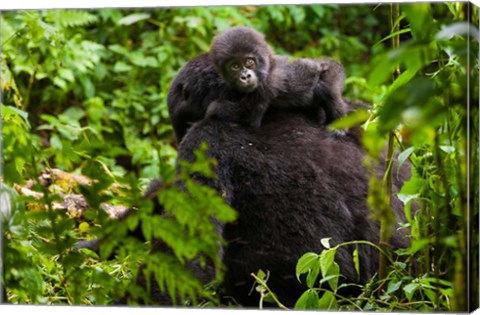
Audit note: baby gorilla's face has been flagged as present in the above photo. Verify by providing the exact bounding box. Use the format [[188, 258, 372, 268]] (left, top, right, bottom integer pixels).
[[224, 56, 259, 93]]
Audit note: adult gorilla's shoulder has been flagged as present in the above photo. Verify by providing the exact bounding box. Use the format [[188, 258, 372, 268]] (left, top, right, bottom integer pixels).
[[167, 53, 225, 142]]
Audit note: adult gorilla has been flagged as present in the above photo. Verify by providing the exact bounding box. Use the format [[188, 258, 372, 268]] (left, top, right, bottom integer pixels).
[[166, 54, 411, 307]]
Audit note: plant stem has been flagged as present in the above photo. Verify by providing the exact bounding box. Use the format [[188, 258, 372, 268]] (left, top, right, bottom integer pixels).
[[250, 272, 289, 310]]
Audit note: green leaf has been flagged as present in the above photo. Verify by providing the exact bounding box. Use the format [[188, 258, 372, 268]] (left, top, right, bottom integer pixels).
[[403, 282, 419, 301], [402, 3, 436, 41], [79, 248, 100, 260], [352, 247, 360, 280], [380, 77, 437, 132], [387, 280, 402, 294], [318, 291, 337, 310], [118, 13, 151, 25], [296, 252, 320, 282], [191, 36, 210, 52], [306, 260, 320, 289], [326, 262, 340, 292], [305, 289, 320, 309], [113, 61, 133, 72], [319, 248, 336, 277], [397, 175, 423, 205], [256, 269, 267, 280], [294, 289, 319, 310], [310, 5, 325, 18], [435, 21, 479, 40], [141, 217, 152, 241], [439, 146, 455, 154], [329, 108, 370, 130], [397, 147, 414, 174], [46, 10, 98, 27]]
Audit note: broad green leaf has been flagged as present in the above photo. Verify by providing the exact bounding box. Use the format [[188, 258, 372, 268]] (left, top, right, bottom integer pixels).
[[397, 175, 423, 205], [329, 108, 370, 130], [296, 252, 320, 282], [326, 262, 340, 292], [402, 3, 436, 41], [305, 289, 320, 309], [403, 282, 419, 301], [294, 289, 319, 310], [79, 248, 100, 260], [380, 77, 437, 132], [306, 260, 320, 289], [2, 105, 30, 129], [386, 68, 419, 97], [318, 291, 337, 310], [319, 248, 336, 277], [387, 280, 403, 294]]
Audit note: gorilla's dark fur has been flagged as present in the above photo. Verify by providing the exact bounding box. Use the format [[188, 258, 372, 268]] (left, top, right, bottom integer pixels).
[[162, 51, 411, 306]]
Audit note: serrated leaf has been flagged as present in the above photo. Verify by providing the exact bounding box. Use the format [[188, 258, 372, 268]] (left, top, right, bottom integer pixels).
[[46, 10, 98, 28]]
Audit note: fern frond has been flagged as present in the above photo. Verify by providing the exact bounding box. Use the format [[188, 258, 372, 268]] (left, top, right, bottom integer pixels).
[[45, 10, 98, 28]]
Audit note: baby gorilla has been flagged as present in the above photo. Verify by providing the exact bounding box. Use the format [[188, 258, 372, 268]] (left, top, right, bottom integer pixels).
[[206, 26, 348, 128]]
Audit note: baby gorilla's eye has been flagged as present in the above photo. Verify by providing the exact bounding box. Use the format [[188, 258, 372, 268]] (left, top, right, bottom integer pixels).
[[231, 63, 241, 71], [245, 58, 256, 68]]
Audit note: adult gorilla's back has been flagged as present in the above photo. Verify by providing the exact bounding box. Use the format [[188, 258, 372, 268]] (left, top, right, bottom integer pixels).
[[167, 54, 410, 307], [176, 113, 409, 307]]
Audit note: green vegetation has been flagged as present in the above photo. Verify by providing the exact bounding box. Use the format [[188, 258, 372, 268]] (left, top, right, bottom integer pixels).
[[1, 3, 478, 311]]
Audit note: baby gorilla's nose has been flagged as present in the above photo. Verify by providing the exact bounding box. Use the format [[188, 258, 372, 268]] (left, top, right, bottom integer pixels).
[[240, 73, 251, 81]]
